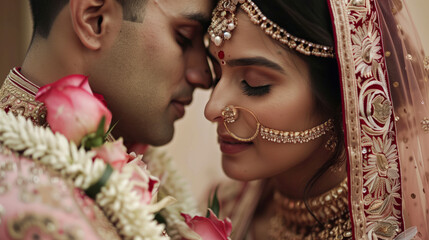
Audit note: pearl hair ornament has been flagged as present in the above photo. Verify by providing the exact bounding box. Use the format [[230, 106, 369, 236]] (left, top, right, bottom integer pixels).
[[208, 0, 335, 58]]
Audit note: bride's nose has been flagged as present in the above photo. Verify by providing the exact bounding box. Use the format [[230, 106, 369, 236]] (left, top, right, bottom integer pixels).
[[204, 79, 235, 123]]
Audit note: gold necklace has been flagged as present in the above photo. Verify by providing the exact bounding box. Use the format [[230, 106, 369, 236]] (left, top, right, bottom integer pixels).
[[268, 178, 352, 239]]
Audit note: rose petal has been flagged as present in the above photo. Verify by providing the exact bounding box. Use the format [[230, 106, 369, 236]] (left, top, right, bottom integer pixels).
[[123, 164, 159, 204], [188, 216, 226, 239], [207, 209, 232, 237], [93, 92, 108, 107], [181, 213, 193, 223], [40, 86, 111, 143], [128, 143, 149, 155], [36, 75, 92, 101], [181, 211, 230, 240], [94, 138, 128, 171]]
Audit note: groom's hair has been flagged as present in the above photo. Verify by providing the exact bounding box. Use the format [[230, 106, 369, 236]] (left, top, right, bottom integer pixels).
[[29, 0, 147, 39]]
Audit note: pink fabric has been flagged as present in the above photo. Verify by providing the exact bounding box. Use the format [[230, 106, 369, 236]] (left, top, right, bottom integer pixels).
[[376, 1, 429, 238], [0, 153, 116, 240]]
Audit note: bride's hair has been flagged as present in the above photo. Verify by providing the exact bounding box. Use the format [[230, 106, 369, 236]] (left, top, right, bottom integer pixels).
[[253, 0, 345, 224]]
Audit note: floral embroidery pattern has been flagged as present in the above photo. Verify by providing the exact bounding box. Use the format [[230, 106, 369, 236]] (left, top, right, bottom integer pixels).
[[336, 0, 404, 238], [352, 19, 382, 78], [364, 136, 400, 199], [7, 213, 81, 240]]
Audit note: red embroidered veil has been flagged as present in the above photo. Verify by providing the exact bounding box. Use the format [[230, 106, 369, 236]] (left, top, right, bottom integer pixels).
[[329, 0, 429, 238], [210, 0, 429, 239]]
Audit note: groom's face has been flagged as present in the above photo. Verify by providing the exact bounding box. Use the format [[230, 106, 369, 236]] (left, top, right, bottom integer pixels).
[[91, 0, 213, 146]]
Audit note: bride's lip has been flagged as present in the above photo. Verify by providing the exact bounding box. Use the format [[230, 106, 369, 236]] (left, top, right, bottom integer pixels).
[[218, 134, 253, 154]]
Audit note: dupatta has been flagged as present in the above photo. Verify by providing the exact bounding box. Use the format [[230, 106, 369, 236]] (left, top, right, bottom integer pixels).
[[329, 0, 429, 238]]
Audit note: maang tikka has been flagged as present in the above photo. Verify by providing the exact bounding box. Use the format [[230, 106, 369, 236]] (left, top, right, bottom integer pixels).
[[208, 0, 335, 58], [222, 105, 335, 146]]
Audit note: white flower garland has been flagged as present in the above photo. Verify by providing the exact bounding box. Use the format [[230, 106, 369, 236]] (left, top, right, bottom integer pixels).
[[0, 110, 170, 240], [144, 148, 201, 240]]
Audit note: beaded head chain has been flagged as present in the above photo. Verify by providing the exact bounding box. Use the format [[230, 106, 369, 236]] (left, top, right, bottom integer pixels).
[[208, 0, 335, 58]]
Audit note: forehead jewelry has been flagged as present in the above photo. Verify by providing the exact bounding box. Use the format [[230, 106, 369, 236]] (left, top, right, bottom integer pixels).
[[208, 0, 335, 58], [222, 105, 335, 143]]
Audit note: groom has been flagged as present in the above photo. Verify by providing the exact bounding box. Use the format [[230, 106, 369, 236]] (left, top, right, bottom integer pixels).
[[0, 0, 214, 239], [1, 0, 213, 146]]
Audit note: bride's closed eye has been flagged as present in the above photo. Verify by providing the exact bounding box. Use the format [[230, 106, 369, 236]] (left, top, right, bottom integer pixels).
[[241, 80, 271, 96]]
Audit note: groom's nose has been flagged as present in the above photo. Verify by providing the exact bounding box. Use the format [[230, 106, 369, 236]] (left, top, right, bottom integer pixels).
[[185, 49, 212, 90], [185, 67, 211, 89]]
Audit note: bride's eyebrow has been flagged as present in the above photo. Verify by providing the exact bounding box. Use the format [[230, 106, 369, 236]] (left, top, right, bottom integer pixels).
[[227, 57, 285, 75]]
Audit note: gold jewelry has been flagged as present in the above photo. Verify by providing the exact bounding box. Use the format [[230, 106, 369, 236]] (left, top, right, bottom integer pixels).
[[222, 105, 260, 142], [260, 119, 334, 144], [208, 0, 335, 58], [208, 0, 241, 47], [269, 178, 352, 239], [324, 130, 338, 151], [221, 105, 335, 143]]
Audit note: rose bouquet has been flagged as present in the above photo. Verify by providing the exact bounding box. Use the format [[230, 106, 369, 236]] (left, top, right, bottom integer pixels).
[[0, 74, 233, 240], [0, 75, 174, 240], [181, 190, 232, 240]]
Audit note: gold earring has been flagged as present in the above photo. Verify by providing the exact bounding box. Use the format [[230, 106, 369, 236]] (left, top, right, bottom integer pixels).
[[324, 130, 338, 152]]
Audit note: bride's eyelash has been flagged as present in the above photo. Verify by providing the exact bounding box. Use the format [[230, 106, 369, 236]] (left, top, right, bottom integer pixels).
[[241, 80, 271, 96]]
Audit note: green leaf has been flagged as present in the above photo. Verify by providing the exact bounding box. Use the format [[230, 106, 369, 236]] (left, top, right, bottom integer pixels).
[[104, 120, 119, 141], [81, 133, 94, 150], [155, 212, 167, 226], [84, 164, 113, 199], [207, 186, 220, 218], [96, 116, 106, 138], [80, 116, 108, 150]]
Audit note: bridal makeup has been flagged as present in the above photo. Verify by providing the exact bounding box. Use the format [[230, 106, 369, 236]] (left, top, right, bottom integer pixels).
[[205, 11, 332, 182], [218, 50, 226, 65]]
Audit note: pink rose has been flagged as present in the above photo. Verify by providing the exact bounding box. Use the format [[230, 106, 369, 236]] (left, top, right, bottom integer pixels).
[[127, 143, 149, 156], [35, 75, 112, 144], [93, 138, 128, 171], [126, 159, 159, 204], [181, 209, 232, 240]]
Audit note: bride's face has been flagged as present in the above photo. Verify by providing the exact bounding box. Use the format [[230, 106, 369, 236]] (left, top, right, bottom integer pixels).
[[205, 11, 329, 181]]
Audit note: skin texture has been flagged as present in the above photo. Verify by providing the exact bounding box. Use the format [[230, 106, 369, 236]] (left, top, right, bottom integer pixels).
[[21, 0, 213, 146], [205, 11, 346, 199]]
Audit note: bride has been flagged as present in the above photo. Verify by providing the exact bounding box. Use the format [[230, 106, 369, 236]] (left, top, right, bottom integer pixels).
[[205, 0, 429, 239]]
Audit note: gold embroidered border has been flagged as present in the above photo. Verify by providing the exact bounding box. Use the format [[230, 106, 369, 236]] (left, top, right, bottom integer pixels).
[[329, 0, 366, 239], [330, 0, 405, 238], [7, 70, 39, 96], [0, 74, 46, 126]]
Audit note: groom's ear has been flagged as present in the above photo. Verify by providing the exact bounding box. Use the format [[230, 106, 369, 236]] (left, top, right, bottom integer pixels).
[[69, 0, 122, 50]]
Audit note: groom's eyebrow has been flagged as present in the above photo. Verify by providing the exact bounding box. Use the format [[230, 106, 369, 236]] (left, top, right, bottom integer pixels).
[[183, 13, 211, 30]]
